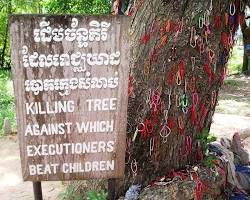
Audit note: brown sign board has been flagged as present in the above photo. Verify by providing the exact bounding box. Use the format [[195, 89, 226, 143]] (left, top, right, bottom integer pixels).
[[9, 15, 129, 181]]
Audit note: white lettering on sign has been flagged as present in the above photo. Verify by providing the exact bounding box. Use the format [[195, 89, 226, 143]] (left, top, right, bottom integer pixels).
[[33, 18, 111, 48], [86, 98, 117, 111], [76, 120, 114, 133], [10, 15, 129, 181], [29, 163, 60, 175], [27, 141, 115, 157], [62, 160, 115, 173], [28, 160, 115, 176], [24, 72, 119, 96], [26, 100, 75, 115], [25, 122, 72, 136], [22, 46, 121, 68]]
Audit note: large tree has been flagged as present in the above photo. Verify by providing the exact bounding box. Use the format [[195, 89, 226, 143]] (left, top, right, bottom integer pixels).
[[242, 9, 250, 75], [114, 0, 249, 197]]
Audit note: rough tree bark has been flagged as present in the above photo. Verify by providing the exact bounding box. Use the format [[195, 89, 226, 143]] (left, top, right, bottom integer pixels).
[[116, 0, 248, 197]]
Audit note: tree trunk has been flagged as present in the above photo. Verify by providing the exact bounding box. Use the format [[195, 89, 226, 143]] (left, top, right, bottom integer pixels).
[[243, 37, 249, 74], [116, 0, 244, 197], [242, 18, 250, 75], [1, 25, 8, 68], [1, 0, 12, 69]]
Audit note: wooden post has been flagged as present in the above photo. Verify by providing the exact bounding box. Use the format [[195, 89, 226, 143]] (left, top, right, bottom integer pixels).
[[33, 182, 43, 200], [108, 179, 116, 200]]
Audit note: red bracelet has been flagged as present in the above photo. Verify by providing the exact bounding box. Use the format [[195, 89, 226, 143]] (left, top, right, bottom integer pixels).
[[167, 71, 174, 86], [159, 26, 164, 37], [178, 115, 185, 134], [166, 19, 171, 33], [186, 136, 192, 155], [224, 12, 229, 26], [199, 100, 207, 131], [203, 63, 214, 84], [168, 115, 175, 129], [221, 32, 228, 48], [214, 15, 221, 29], [140, 33, 151, 44], [179, 59, 185, 81], [195, 178, 203, 200], [191, 106, 197, 126]]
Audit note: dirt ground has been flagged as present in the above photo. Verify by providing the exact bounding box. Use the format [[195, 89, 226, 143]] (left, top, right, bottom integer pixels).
[[0, 75, 249, 200], [0, 136, 64, 200], [211, 75, 250, 150]]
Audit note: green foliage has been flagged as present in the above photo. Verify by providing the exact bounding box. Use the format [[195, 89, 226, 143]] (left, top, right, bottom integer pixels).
[[43, 0, 111, 14], [228, 45, 244, 75], [197, 128, 217, 152], [58, 182, 83, 200], [12, 0, 42, 13], [0, 0, 43, 70], [86, 190, 108, 200], [0, 70, 16, 135], [58, 181, 108, 200], [202, 154, 217, 169], [196, 128, 217, 168]]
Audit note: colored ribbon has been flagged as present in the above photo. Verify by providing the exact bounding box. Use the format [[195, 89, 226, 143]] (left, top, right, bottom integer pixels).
[[179, 60, 185, 81], [186, 136, 192, 155], [224, 12, 229, 26], [199, 99, 207, 130], [203, 63, 214, 83], [221, 32, 228, 48], [214, 15, 221, 29], [140, 33, 150, 44], [168, 115, 175, 129], [166, 19, 171, 32], [191, 92, 199, 125], [167, 71, 174, 86]]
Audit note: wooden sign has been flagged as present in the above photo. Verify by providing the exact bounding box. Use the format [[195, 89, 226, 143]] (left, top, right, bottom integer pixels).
[[9, 15, 129, 181]]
